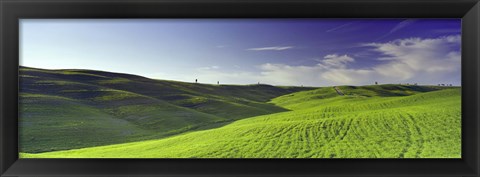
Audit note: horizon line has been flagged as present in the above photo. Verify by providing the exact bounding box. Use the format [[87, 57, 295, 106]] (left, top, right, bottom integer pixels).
[[19, 65, 462, 87]]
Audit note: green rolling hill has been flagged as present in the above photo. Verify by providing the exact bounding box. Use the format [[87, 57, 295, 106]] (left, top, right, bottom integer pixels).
[[19, 66, 312, 153], [20, 77, 461, 158]]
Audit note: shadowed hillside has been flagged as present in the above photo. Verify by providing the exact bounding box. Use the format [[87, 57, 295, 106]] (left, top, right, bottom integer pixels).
[[19, 66, 313, 153]]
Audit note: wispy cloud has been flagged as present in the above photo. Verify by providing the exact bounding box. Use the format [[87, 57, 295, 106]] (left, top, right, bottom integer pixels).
[[150, 36, 460, 86], [390, 19, 417, 34], [326, 22, 355, 33], [318, 54, 355, 69], [377, 19, 417, 40], [255, 34, 460, 85], [247, 46, 294, 51], [192, 35, 460, 86], [364, 35, 460, 81], [198, 66, 220, 70]]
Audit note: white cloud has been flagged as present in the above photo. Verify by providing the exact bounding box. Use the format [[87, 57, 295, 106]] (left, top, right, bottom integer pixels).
[[247, 46, 294, 51], [365, 35, 461, 82], [323, 69, 375, 85], [257, 63, 325, 86], [253, 54, 359, 85], [254, 35, 460, 86], [319, 54, 355, 69], [198, 66, 220, 70], [150, 35, 461, 86]]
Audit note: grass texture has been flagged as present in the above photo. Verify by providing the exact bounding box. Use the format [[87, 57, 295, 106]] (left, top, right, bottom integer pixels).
[[20, 71, 461, 158]]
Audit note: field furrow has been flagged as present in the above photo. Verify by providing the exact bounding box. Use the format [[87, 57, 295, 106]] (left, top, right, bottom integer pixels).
[[21, 83, 461, 158]]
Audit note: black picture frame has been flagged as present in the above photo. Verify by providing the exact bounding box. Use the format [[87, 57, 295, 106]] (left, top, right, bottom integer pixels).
[[1, 0, 479, 176]]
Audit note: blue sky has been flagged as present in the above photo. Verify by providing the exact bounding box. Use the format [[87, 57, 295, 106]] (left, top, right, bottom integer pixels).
[[20, 19, 461, 86]]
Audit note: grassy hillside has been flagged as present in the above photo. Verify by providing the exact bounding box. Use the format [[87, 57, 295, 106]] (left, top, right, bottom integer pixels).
[[22, 85, 461, 158], [19, 66, 312, 153], [19, 93, 154, 152]]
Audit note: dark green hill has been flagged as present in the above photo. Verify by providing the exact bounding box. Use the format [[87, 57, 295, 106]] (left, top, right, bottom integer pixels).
[[19, 66, 312, 153]]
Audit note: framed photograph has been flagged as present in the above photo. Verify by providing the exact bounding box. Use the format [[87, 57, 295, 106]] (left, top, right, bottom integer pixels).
[[1, 0, 479, 176]]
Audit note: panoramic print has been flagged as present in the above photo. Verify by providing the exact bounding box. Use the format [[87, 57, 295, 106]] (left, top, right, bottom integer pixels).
[[19, 19, 461, 158]]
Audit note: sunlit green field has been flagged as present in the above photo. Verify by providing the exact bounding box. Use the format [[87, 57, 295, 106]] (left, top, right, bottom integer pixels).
[[20, 68, 461, 159]]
